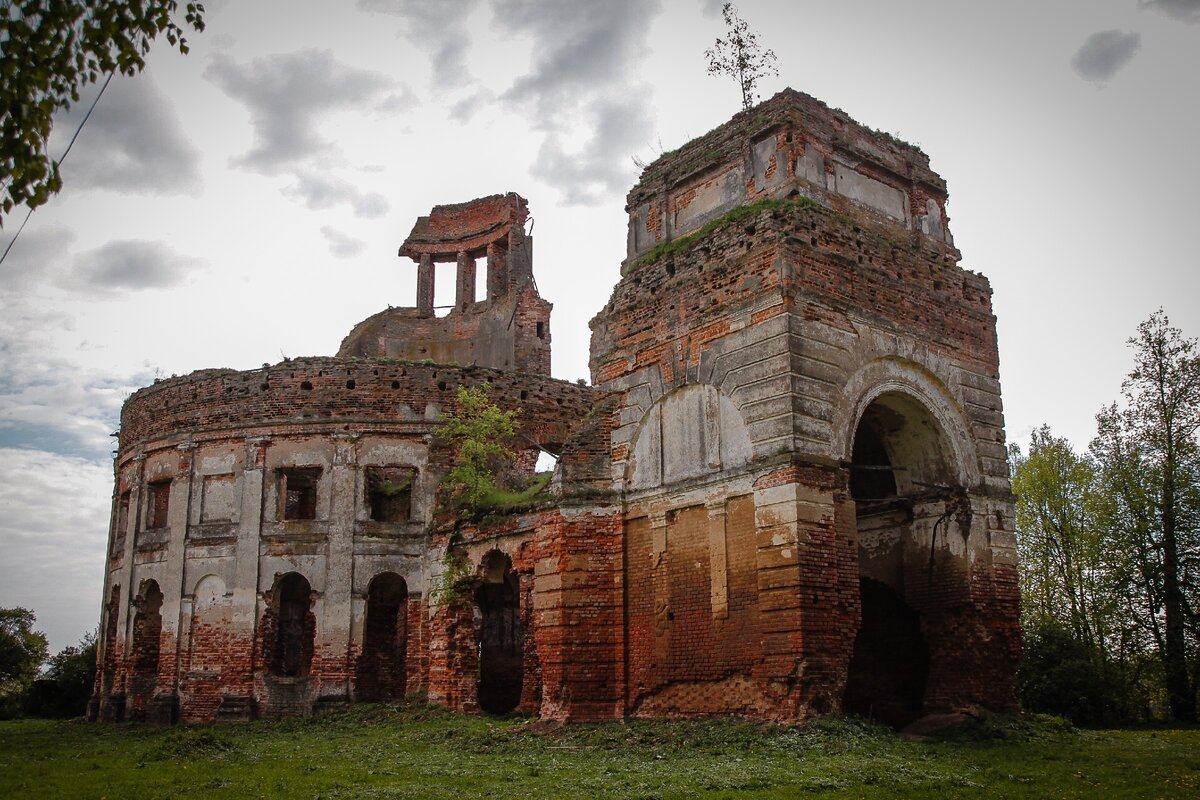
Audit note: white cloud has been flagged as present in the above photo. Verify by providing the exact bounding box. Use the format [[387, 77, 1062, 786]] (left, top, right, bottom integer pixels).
[[284, 172, 390, 219], [0, 448, 112, 652], [321, 226, 367, 259]]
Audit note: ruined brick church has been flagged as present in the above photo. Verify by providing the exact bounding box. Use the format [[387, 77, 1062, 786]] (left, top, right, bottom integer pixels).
[[91, 89, 1021, 727]]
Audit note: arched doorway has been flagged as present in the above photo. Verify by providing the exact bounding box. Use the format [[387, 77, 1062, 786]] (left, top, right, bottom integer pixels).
[[357, 573, 408, 701], [474, 551, 522, 714], [129, 579, 164, 712], [843, 391, 955, 728], [268, 573, 314, 677]]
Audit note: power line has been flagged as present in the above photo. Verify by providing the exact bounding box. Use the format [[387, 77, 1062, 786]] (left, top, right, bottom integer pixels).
[[1, 71, 115, 267]]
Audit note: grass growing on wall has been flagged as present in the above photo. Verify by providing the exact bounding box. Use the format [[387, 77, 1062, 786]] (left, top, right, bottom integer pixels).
[[1, 706, 1197, 799]]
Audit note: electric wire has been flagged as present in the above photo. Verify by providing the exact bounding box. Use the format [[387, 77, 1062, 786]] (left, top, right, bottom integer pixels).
[[1, 71, 115, 266]]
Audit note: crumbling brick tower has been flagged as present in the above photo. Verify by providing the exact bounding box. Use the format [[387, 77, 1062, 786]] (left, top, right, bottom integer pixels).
[[590, 89, 1020, 725]]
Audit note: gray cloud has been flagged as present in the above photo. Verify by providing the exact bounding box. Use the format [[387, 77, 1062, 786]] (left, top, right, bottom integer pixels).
[[700, 0, 725, 17], [492, 0, 663, 206], [0, 299, 148, 459], [1141, 0, 1200, 23], [1071, 30, 1142, 85], [205, 48, 396, 173], [533, 96, 655, 204], [321, 226, 367, 259], [358, 0, 483, 88], [284, 172, 389, 219], [68, 239, 203, 292], [497, 1, 658, 116], [53, 73, 201, 195], [0, 226, 76, 292]]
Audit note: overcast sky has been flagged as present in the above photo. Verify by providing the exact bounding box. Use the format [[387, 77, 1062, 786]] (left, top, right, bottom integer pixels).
[[2, 0, 1198, 651]]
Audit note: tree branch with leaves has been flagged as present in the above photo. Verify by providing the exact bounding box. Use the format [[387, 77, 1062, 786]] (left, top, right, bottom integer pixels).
[[0, 1, 205, 222], [705, 2, 779, 111]]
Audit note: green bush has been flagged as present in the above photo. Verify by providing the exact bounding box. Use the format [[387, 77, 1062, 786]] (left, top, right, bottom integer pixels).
[[1017, 621, 1113, 725]]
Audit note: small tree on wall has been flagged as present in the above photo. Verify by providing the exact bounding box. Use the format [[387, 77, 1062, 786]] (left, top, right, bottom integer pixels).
[[437, 384, 519, 511], [705, 2, 779, 111]]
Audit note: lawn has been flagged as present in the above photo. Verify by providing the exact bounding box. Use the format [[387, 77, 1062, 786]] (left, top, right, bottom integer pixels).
[[0, 706, 1196, 799]]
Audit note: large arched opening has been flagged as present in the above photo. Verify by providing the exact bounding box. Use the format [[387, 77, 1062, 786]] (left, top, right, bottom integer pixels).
[[129, 579, 164, 712], [474, 550, 522, 714], [357, 572, 409, 701], [843, 391, 957, 728], [268, 573, 315, 678]]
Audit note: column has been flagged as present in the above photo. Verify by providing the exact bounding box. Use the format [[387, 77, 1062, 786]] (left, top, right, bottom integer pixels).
[[706, 500, 728, 620], [486, 241, 507, 301], [417, 253, 434, 316], [323, 432, 359, 701], [455, 250, 475, 310]]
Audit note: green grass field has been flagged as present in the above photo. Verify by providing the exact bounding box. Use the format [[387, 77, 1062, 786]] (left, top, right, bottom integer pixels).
[[0, 706, 1196, 799]]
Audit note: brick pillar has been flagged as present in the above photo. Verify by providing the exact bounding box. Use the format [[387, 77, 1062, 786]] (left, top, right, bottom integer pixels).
[[320, 432, 359, 704], [706, 500, 729, 621], [416, 253, 434, 316], [486, 241, 507, 302], [232, 436, 269, 710], [455, 251, 475, 310], [149, 442, 195, 720], [534, 507, 624, 721]]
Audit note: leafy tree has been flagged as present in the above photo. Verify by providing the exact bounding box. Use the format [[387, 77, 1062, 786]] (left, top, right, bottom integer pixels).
[[0, 607, 49, 717], [23, 631, 97, 718], [705, 2, 779, 111], [0, 1, 206, 221], [437, 384, 519, 511], [1011, 427, 1112, 654], [1091, 310, 1200, 722]]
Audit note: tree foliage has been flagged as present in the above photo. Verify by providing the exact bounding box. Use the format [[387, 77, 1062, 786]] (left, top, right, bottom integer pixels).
[[23, 630, 97, 718], [1013, 311, 1200, 723], [1091, 310, 1200, 722], [0, 607, 48, 717], [0, 1, 206, 221], [437, 384, 519, 511], [704, 2, 778, 111]]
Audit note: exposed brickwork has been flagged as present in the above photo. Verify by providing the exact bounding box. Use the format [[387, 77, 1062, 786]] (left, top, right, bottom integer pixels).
[[93, 89, 1020, 727]]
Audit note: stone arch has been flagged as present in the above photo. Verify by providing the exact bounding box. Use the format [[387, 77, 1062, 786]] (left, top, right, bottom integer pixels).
[[188, 574, 229, 675], [129, 579, 164, 713], [832, 357, 980, 489], [266, 572, 315, 678], [841, 382, 966, 727], [474, 549, 522, 714], [626, 383, 753, 489], [356, 572, 409, 701]]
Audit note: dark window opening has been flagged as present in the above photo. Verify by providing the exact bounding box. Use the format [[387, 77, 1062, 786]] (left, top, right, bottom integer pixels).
[[849, 419, 897, 502], [130, 580, 164, 710], [147, 480, 171, 529], [536, 321, 545, 339], [280, 468, 320, 520], [366, 466, 415, 523], [356, 573, 408, 701], [113, 492, 130, 555], [268, 573, 315, 677], [475, 551, 523, 714]]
